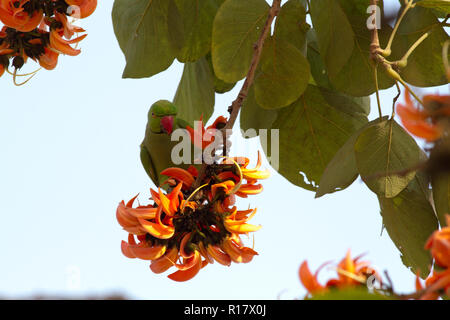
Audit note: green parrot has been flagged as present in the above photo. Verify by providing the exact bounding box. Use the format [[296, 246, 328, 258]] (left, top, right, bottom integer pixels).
[[140, 100, 191, 188]]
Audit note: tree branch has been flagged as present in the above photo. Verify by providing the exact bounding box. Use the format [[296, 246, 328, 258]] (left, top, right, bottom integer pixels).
[[223, 0, 282, 132], [192, 0, 282, 188]]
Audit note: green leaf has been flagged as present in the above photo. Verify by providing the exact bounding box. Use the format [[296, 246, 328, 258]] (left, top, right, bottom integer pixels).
[[306, 29, 333, 89], [205, 53, 236, 94], [316, 117, 388, 198], [309, 0, 354, 79], [378, 173, 438, 278], [261, 85, 368, 191], [112, 0, 176, 78], [274, 0, 309, 54], [432, 173, 450, 226], [354, 119, 422, 198], [211, 0, 270, 83], [326, 0, 394, 96], [254, 38, 311, 109], [168, 0, 221, 62], [310, 288, 391, 300], [415, 0, 450, 15], [173, 57, 215, 125], [240, 87, 278, 139], [391, 5, 449, 87]]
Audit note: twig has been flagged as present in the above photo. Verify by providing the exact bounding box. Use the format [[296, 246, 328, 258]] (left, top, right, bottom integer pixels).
[[391, 81, 401, 118], [373, 64, 383, 118], [223, 0, 281, 132], [380, 0, 415, 57], [192, 0, 282, 189], [369, 0, 424, 107]]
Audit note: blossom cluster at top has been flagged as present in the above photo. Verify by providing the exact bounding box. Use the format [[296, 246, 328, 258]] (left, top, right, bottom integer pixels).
[[116, 152, 270, 282], [0, 0, 96, 83]]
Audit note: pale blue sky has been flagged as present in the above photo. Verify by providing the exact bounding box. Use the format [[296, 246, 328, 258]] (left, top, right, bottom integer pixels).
[[0, 1, 447, 299]]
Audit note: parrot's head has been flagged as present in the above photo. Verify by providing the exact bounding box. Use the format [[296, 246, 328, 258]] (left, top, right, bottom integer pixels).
[[148, 100, 178, 134]]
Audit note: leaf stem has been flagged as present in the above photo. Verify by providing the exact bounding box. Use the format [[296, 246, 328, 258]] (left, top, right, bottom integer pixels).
[[391, 81, 401, 118], [397, 76, 424, 106], [373, 64, 383, 118], [393, 31, 431, 68], [443, 39, 450, 80], [380, 0, 415, 57]]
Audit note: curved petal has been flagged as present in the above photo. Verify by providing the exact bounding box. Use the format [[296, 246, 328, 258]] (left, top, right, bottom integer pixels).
[[121, 240, 136, 259], [160, 168, 194, 189], [168, 251, 202, 282], [206, 245, 231, 266], [225, 221, 262, 234], [138, 215, 175, 240], [150, 248, 178, 274], [129, 244, 166, 261]]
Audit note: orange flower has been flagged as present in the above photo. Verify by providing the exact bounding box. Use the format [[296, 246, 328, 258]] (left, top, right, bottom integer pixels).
[[36, 47, 58, 70], [425, 215, 450, 268], [66, 0, 97, 19], [220, 152, 269, 198], [397, 91, 449, 142], [299, 261, 328, 295], [0, 0, 43, 32], [186, 116, 228, 150], [49, 14, 87, 56], [117, 153, 267, 281], [416, 269, 450, 300], [299, 250, 380, 297]]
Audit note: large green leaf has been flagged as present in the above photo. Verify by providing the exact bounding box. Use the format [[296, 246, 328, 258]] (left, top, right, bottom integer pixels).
[[112, 0, 176, 78], [254, 37, 311, 109], [240, 87, 278, 138], [316, 117, 388, 198], [205, 53, 236, 94], [173, 57, 215, 125], [211, 0, 270, 83], [309, 0, 354, 79], [168, 0, 221, 62], [378, 173, 438, 278], [415, 0, 450, 15], [432, 173, 450, 226], [274, 0, 309, 54], [327, 0, 395, 96], [261, 85, 368, 191], [306, 30, 333, 89], [354, 119, 422, 198], [391, 5, 449, 87]]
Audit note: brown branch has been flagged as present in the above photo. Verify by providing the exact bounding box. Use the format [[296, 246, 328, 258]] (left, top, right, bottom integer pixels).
[[192, 0, 281, 188], [223, 0, 281, 131]]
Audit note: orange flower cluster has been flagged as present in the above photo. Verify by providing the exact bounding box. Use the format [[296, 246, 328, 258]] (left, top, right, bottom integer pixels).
[[299, 250, 381, 297], [416, 215, 450, 300], [116, 153, 270, 282], [397, 91, 450, 142], [0, 0, 96, 82]]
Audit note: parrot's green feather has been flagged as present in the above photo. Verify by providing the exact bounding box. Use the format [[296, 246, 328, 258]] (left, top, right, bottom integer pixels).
[[141, 100, 194, 188], [140, 144, 159, 186]]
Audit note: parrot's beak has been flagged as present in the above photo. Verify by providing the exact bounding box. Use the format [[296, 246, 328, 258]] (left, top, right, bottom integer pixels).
[[161, 115, 174, 135]]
